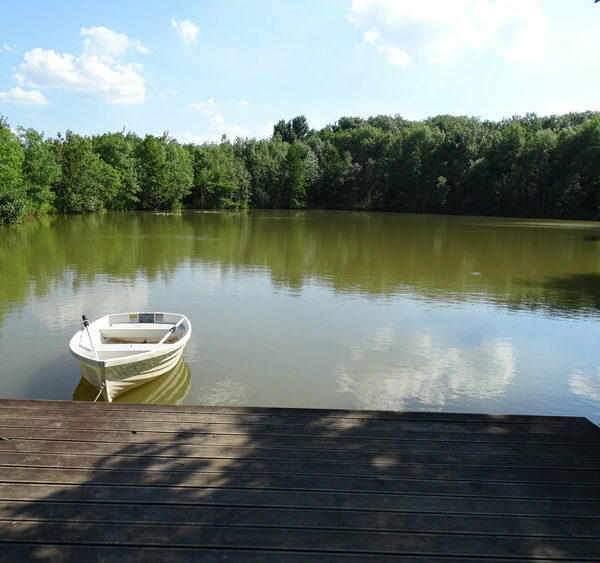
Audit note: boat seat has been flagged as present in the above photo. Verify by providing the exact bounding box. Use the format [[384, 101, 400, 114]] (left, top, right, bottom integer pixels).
[[107, 323, 174, 330], [96, 344, 156, 352], [100, 324, 178, 344], [103, 324, 174, 336]]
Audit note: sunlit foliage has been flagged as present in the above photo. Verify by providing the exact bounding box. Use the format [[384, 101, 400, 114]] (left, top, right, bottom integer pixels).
[[0, 111, 599, 224]]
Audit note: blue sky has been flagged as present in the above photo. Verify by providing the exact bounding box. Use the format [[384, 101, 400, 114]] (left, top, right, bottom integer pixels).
[[1, 0, 599, 142]]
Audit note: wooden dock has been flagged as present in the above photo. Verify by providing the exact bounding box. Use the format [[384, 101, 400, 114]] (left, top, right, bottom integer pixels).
[[0, 399, 598, 561]]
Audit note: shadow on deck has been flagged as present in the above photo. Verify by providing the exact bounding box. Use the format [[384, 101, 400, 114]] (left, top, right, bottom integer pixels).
[[0, 399, 599, 561]]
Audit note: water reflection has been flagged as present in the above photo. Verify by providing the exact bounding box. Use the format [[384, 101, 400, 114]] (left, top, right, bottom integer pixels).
[[569, 368, 600, 403], [1, 211, 599, 324], [73, 359, 191, 404], [190, 379, 250, 406], [0, 211, 598, 420], [337, 327, 516, 411], [33, 272, 150, 330]]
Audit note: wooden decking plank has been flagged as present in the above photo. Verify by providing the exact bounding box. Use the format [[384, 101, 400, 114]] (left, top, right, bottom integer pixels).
[[0, 412, 595, 436], [2, 426, 598, 456], [3, 425, 598, 447], [3, 465, 599, 499], [0, 400, 597, 560], [1, 462, 597, 500], [0, 544, 524, 563], [1, 482, 598, 517], [1, 418, 598, 443], [0, 408, 596, 434], [2, 466, 598, 501], [2, 450, 597, 484], [2, 520, 599, 559], [3, 500, 598, 538], [1, 438, 598, 469], [0, 399, 591, 425]]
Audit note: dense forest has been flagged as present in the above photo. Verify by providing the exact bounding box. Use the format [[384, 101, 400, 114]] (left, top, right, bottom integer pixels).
[[1, 111, 599, 224]]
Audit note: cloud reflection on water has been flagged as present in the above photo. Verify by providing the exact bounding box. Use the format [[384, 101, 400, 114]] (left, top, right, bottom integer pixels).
[[192, 379, 249, 406], [337, 327, 516, 411], [569, 368, 600, 402], [32, 271, 150, 330]]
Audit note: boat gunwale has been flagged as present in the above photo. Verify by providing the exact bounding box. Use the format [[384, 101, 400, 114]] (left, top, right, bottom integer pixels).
[[69, 312, 192, 368]]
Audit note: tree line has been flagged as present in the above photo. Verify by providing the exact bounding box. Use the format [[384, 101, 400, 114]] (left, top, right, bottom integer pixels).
[[1, 111, 599, 224]]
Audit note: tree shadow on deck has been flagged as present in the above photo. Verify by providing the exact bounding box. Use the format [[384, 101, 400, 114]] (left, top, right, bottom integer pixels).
[[0, 403, 599, 561]]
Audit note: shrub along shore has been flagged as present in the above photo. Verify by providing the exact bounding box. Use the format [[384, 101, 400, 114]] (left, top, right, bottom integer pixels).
[[1, 112, 599, 225]]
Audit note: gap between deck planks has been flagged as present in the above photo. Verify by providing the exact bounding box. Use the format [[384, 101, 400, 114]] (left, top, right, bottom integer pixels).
[[0, 399, 598, 561]]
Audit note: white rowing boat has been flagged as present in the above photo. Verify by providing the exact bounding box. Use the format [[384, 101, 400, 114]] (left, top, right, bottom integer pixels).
[[69, 312, 192, 402], [73, 358, 191, 404]]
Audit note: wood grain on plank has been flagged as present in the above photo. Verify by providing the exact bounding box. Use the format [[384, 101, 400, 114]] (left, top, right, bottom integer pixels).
[[0, 399, 598, 560]]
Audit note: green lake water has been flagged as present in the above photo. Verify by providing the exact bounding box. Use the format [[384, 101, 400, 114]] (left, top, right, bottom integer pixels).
[[0, 210, 599, 422]]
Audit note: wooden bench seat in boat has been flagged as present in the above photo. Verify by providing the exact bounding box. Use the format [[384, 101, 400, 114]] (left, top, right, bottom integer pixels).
[[96, 343, 156, 352], [102, 324, 174, 335], [100, 324, 177, 344]]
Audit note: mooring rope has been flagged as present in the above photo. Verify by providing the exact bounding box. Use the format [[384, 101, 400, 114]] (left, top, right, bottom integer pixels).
[[93, 381, 106, 403]]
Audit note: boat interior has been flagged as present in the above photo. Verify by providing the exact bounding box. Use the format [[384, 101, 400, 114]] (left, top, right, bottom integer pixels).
[[100, 324, 183, 345], [72, 313, 189, 360]]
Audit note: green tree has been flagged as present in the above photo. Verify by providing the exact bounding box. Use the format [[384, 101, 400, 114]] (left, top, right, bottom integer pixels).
[[387, 124, 445, 212], [291, 116, 309, 139], [282, 140, 319, 208], [241, 137, 289, 207], [187, 141, 250, 209], [312, 141, 359, 209], [550, 116, 600, 218], [2, 110, 600, 222], [93, 132, 141, 210], [332, 116, 365, 132], [324, 124, 393, 209], [426, 115, 491, 213], [0, 118, 25, 224], [19, 128, 61, 215], [54, 131, 120, 213], [137, 135, 193, 210], [273, 115, 309, 143]]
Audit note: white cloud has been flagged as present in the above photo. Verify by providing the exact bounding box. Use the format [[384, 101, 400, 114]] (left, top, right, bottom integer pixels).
[[159, 88, 177, 101], [182, 98, 250, 144], [260, 120, 276, 138], [377, 46, 411, 65], [189, 98, 217, 113], [538, 101, 600, 116], [185, 97, 249, 141], [175, 131, 210, 145], [337, 327, 516, 411], [13, 27, 147, 104], [238, 99, 248, 106], [363, 30, 380, 43], [210, 113, 249, 139], [172, 18, 199, 44], [0, 86, 49, 105], [175, 114, 250, 145], [1, 42, 18, 54], [80, 26, 148, 57], [348, 0, 546, 64], [305, 114, 327, 131]]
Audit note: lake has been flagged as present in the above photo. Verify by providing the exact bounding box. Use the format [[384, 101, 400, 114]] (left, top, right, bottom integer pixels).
[[0, 210, 599, 423]]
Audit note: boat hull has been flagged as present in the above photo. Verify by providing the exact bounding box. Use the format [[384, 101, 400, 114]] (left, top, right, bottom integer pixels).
[[76, 346, 185, 402], [73, 358, 191, 404]]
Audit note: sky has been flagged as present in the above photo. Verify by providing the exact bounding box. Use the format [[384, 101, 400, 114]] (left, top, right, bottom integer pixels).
[[0, 0, 599, 143]]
